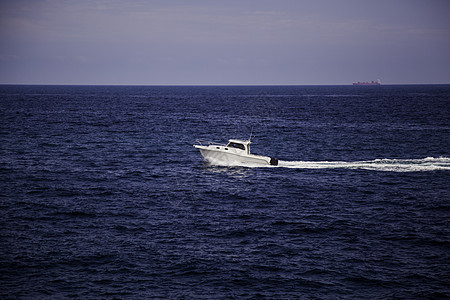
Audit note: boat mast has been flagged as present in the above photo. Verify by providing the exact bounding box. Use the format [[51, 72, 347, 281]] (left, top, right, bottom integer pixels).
[[247, 128, 254, 154]]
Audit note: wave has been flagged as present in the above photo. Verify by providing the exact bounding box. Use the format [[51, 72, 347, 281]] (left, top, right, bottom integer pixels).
[[207, 156, 450, 172], [276, 157, 450, 172]]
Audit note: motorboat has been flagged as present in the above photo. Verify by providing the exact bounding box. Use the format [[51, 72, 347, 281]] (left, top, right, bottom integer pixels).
[[194, 139, 278, 166]]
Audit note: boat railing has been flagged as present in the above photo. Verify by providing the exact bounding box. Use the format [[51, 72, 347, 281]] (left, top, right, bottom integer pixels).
[[195, 139, 227, 147]]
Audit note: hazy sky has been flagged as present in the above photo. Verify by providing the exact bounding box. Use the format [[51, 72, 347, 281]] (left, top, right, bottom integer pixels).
[[1, 0, 449, 85]]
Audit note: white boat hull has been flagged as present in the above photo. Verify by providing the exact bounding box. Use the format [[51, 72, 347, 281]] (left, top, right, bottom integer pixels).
[[194, 145, 275, 166]]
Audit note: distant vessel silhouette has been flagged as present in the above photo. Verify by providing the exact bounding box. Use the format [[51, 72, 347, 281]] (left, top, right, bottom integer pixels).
[[353, 79, 381, 86]]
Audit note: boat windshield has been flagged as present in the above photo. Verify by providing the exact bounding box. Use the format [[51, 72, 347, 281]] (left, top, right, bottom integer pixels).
[[227, 142, 245, 151]]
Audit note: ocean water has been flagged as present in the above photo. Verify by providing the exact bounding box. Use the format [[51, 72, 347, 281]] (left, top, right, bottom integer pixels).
[[0, 85, 449, 299]]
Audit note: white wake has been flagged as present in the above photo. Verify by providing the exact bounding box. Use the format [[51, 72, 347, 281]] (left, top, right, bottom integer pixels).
[[276, 157, 450, 172]]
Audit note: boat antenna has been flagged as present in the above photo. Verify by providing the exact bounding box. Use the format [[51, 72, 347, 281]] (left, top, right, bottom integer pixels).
[[249, 127, 254, 142]]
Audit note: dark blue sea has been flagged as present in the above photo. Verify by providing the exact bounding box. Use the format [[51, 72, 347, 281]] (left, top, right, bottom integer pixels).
[[1, 85, 449, 299]]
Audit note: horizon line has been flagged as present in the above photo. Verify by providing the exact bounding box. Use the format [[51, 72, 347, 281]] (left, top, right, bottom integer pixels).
[[1, 83, 450, 87]]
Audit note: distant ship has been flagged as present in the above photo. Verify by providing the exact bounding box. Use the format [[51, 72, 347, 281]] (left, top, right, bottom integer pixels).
[[353, 79, 381, 86]]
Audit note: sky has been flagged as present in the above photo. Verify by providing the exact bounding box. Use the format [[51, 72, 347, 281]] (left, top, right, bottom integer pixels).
[[1, 0, 449, 85]]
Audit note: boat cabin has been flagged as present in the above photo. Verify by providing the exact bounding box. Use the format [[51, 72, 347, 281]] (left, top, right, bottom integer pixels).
[[227, 139, 251, 154]]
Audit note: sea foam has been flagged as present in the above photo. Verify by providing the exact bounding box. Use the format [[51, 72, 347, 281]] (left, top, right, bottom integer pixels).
[[276, 157, 450, 172]]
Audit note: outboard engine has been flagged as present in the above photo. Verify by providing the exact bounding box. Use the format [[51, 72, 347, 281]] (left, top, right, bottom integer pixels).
[[270, 157, 278, 166]]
